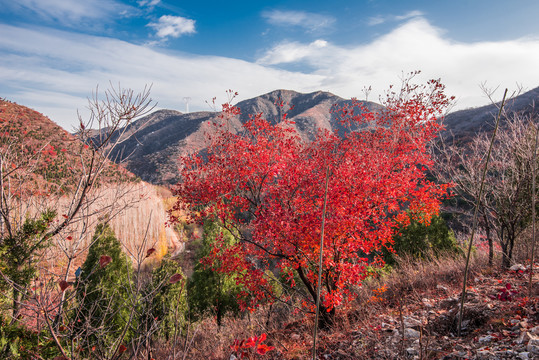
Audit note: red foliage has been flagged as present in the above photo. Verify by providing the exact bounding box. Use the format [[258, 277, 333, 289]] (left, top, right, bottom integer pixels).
[[230, 333, 275, 359], [171, 77, 452, 314], [490, 283, 519, 301]]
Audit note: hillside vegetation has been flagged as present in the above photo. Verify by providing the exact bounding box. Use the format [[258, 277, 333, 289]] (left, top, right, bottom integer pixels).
[[0, 79, 538, 360]]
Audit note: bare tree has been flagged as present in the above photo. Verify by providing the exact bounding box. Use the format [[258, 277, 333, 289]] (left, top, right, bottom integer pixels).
[[434, 102, 538, 268], [0, 84, 154, 321]]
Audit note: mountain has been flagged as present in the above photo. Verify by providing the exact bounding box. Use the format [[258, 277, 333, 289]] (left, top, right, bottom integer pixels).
[[97, 86, 539, 186], [441, 86, 539, 143], [104, 89, 383, 185]]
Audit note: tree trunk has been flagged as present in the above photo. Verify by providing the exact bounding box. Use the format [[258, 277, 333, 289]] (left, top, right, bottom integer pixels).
[[501, 241, 511, 269], [318, 305, 335, 330], [483, 213, 493, 267], [296, 266, 336, 329], [11, 288, 20, 323]]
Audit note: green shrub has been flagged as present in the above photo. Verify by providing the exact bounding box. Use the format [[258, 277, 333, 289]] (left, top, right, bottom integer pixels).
[[0, 316, 59, 359], [384, 213, 462, 266]]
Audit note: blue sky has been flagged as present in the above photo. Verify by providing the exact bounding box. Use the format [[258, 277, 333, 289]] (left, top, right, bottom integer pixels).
[[1, 0, 539, 130]]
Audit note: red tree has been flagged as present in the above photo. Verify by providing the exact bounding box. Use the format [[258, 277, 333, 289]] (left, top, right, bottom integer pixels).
[[171, 78, 452, 324]]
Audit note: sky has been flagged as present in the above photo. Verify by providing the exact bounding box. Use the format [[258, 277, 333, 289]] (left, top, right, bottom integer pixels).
[[1, 0, 539, 131]]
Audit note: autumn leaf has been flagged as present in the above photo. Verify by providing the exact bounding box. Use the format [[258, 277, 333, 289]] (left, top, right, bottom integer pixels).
[[145, 248, 156, 258], [118, 344, 127, 354], [256, 343, 275, 355], [169, 273, 183, 284], [59, 280, 70, 292], [99, 255, 112, 268]]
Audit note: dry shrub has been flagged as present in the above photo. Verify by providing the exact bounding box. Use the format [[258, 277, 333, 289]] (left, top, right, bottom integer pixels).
[[353, 250, 488, 313]]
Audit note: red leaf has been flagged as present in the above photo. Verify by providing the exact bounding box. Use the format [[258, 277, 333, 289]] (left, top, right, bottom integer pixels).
[[169, 273, 183, 284], [59, 280, 70, 292], [66, 236, 73, 241], [145, 248, 156, 258], [99, 255, 112, 268], [256, 344, 275, 355], [118, 344, 127, 354]]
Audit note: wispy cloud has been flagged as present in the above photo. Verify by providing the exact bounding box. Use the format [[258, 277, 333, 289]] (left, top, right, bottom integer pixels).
[[138, 0, 160, 7], [0, 0, 131, 25], [2, 18, 539, 132], [257, 39, 329, 65], [262, 10, 335, 32], [0, 24, 322, 130], [148, 15, 196, 39], [367, 10, 424, 26]]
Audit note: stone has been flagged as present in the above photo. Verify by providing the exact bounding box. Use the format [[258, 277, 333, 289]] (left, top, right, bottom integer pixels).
[[527, 335, 539, 354], [510, 264, 526, 271], [478, 334, 494, 343], [290, 333, 300, 340], [518, 352, 530, 360], [404, 328, 420, 339]]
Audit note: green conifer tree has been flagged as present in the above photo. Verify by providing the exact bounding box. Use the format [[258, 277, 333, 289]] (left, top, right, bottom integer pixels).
[[187, 220, 242, 327], [147, 257, 186, 341], [73, 223, 136, 357]]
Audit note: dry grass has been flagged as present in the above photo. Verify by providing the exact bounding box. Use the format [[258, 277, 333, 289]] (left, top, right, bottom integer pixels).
[[148, 251, 491, 360]]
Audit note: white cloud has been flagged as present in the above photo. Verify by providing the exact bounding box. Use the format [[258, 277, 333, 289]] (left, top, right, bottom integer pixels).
[[1, 18, 539, 132], [148, 15, 196, 38], [0, 24, 322, 130], [367, 10, 424, 26], [262, 10, 335, 32], [138, 0, 160, 7], [257, 18, 539, 110], [1, 0, 130, 24], [257, 39, 329, 65]]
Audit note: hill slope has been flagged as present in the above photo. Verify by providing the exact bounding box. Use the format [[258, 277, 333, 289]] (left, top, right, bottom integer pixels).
[[441, 86, 539, 142], [0, 98, 180, 261]]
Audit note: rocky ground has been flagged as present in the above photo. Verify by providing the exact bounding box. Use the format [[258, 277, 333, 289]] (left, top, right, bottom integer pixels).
[[298, 264, 539, 359]]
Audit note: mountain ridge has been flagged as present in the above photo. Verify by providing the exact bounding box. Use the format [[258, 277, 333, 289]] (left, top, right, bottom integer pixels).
[[86, 85, 539, 185], [103, 89, 384, 184]]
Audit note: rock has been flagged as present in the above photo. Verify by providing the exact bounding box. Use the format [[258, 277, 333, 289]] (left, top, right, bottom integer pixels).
[[476, 349, 494, 359], [436, 284, 449, 292], [518, 352, 530, 360], [478, 335, 495, 343], [229, 355, 237, 360], [527, 335, 539, 354], [403, 316, 422, 328], [530, 326, 539, 336], [404, 328, 420, 340], [406, 347, 418, 356], [517, 332, 535, 345], [510, 264, 526, 271], [290, 333, 300, 340]]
